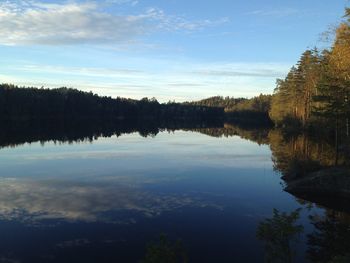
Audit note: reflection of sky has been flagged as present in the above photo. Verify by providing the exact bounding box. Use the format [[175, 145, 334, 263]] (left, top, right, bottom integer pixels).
[[0, 130, 316, 225], [0, 178, 218, 223], [0, 131, 271, 177]]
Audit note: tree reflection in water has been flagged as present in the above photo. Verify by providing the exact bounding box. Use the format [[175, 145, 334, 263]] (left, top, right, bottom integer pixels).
[[140, 234, 188, 263], [256, 209, 303, 263], [307, 211, 350, 263], [256, 207, 350, 263]]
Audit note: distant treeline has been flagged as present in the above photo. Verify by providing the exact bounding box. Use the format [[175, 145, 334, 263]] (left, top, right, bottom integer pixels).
[[0, 84, 274, 125], [0, 84, 223, 122], [187, 94, 272, 125]]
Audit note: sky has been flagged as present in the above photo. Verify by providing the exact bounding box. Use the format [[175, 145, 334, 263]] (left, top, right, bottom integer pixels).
[[0, 0, 348, 102]]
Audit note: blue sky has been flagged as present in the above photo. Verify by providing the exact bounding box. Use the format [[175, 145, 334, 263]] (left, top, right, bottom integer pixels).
[[0, 0, 348, 101]]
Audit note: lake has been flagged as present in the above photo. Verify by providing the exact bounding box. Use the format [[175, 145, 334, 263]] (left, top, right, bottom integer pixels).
[[0, 125, 347, 263]]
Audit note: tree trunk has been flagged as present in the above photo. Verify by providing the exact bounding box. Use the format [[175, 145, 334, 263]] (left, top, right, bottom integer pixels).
[[335, 116, 339, 166]]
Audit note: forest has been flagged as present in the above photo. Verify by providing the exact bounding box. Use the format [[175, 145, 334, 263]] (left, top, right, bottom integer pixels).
[[187, 94, 272, 125], [0, 84, 272, 124], [0, 84, 223, 122], [270, 8, 350, 139]]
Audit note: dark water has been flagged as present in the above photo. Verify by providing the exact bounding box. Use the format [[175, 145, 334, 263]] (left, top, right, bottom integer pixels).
[[0, 125, 347, 263]]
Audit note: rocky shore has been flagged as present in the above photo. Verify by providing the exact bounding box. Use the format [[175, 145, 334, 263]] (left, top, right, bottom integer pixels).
[[285, 167, 350, 199]]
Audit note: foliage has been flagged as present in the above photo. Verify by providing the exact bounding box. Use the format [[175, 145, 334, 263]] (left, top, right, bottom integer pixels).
[[188, 94, 271, 113], [270, 8, 350, 145], [187, 94, 273, 124], [270, 49, 321, 126], [187, 96, 246, 109]]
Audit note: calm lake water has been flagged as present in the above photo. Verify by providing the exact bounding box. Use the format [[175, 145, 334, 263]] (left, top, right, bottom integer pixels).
[[0, 128, 338, 262]]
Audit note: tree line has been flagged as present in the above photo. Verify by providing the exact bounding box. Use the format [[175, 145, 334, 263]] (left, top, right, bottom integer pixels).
[[0, 84, 274, 125], [0, 84, 223, 122], [186, 94, 272, 125]]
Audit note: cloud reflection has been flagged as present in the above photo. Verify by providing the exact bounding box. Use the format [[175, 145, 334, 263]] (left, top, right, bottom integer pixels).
[[0, 178, 216, 224]]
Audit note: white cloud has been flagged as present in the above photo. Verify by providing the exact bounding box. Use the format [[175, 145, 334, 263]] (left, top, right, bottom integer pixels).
[[0, 1, 146, 45], [105, 0, 138, 5], [144, 7, 229, 31], [1, 61, 290, 101], [17, 64, 144, 77], [0, 1, 228, 45], [245, 8, 300, 17], [191, 63, 289, 78]]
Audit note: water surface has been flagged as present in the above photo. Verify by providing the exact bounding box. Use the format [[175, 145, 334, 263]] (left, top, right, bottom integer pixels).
[[0, 128, 335, 262]]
